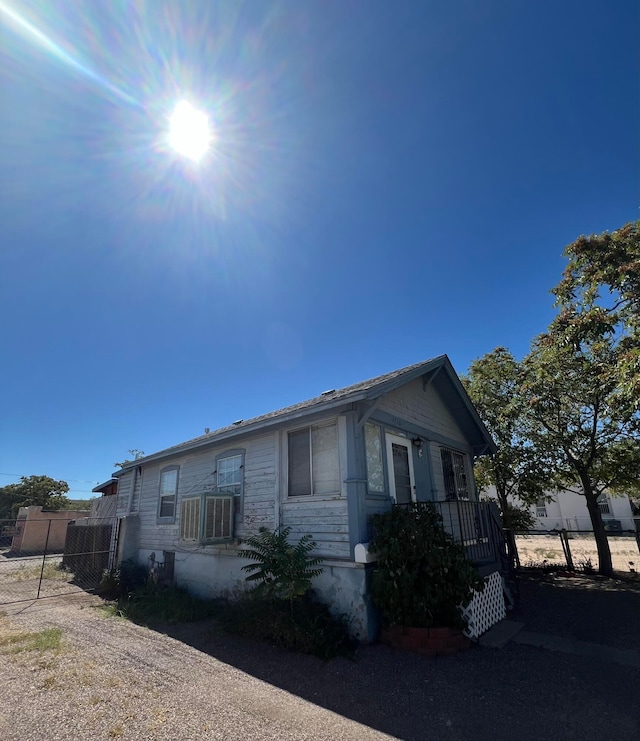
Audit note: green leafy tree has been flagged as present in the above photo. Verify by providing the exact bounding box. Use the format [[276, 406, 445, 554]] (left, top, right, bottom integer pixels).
[[498, 502, 537, 532], [238, 526, 323, 605], [521, 328, 640, 577], [463, 348, 553, 524], [0, 475, 71, 519], [552, 221, 640, 410]]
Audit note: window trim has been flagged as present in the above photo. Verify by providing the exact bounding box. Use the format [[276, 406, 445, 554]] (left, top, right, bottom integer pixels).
[[157, 465, 179, 523], [215, 448, 245, 515], [386, 433, 416, 505], [597, 494, 611, 516], [286, 420, 341, 499], [179, 493, 234, 544], [535, 500, 548, 518]]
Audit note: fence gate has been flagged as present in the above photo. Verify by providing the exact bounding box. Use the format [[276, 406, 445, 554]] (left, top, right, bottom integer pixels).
[[0, 517, 119, 605]]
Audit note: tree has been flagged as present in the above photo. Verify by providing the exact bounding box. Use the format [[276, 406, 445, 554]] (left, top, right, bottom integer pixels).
[[521, 328, 640, 577], [114, 449, 145, 469], [0, 475, 71, 519], [463, 347, 553, 528], [552, 221, 640, 409]]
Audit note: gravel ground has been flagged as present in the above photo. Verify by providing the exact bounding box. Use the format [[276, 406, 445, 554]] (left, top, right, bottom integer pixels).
[[0, 573, 639, 741]]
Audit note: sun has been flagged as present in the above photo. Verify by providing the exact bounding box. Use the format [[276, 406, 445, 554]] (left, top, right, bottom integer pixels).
[[168, 100, 211, 162]]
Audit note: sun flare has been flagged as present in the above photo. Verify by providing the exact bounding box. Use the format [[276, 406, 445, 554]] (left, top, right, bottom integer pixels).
[[168, 100, 211, 162]]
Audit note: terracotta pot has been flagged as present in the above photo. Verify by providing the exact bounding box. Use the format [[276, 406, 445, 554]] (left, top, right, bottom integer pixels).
[[381, 625, 471, 657]]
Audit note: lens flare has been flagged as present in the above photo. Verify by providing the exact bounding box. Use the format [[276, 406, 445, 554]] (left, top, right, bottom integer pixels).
[[168, 101, 211, 162]]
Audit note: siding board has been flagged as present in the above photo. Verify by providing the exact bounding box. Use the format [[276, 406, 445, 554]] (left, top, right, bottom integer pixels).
[[377, 378, 466, 442]]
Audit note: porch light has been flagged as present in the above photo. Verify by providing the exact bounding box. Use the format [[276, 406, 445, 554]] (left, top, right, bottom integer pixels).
[[411, 437, 424, 457]]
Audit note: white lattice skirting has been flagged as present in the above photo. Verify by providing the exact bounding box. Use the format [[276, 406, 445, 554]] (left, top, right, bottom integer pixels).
[[460, 571, 506, 639]]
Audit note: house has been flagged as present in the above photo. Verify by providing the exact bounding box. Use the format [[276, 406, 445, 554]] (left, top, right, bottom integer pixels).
[[483, 484, 639, 533], [86, 479, 118, 521], [529, 490, 638, 533], [10, 506, 90, 553], [112, 355, 508, 640]]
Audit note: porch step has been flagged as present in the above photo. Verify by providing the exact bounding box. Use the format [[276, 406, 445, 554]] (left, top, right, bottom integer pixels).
[[478, 620, 525, 649]]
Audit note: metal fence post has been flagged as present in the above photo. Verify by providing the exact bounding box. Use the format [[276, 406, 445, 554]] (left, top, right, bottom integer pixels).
[[36, 519, 52, 599]]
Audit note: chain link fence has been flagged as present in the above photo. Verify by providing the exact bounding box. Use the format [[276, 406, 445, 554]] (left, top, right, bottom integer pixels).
[[0, 516, 118, 605]]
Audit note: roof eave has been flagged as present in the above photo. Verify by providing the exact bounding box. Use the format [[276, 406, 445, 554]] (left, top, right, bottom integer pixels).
[[112, 393, 369, 476]]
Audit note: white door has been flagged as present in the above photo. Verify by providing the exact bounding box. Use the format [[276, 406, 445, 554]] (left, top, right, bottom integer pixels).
[[386, 434, 416, 505]]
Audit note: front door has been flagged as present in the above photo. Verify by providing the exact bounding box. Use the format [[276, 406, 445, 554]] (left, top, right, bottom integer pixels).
[[386, 434, 416, 505]]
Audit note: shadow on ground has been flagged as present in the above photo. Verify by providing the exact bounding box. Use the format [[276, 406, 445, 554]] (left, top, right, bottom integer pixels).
[[153, 573, 640, 741]]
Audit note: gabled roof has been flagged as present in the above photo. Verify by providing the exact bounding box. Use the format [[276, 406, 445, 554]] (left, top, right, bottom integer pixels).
[[114, 354, 495, 474]]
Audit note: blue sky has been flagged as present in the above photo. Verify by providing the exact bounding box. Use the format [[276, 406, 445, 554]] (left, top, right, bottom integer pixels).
[[1, 0, 638, 499]]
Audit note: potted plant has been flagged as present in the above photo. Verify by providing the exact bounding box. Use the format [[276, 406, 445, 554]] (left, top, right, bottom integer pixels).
[[369, 502, 484, 656]]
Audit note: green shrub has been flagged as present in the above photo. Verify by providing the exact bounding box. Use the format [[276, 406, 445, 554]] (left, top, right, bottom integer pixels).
[[232, 527, 354, 658], [221, 593, 356, 659], [99, 560, 149, 600], [237, 526, 323, 603], [369, 502, 485, 629]]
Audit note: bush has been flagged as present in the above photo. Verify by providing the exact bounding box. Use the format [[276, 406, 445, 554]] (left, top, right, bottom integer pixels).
[[99, 560, 149, 600], [221, 592, 356, 659], [237, 526, 323, 603], [232, 527, 354, 658], [369, 502, 485, 629]]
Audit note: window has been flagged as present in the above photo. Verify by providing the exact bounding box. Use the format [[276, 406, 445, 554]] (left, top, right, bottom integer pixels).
[[365, 423, 385, 493], [179, 495, 234, 543], [597, 494, 611, 515], [216, 450, 244, 513], [440, 448, 469, 500], [288, 423, 339, 497], [217, 454, 242, 494], [158, 466, 179, 520], [535, 500, 547, 518]]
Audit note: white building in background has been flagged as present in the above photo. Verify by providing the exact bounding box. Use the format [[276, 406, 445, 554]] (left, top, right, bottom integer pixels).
[[484, 486, 639, 533]]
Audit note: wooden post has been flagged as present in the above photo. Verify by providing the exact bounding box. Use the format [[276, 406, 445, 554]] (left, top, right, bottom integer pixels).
[[559, 529, 574, 571]]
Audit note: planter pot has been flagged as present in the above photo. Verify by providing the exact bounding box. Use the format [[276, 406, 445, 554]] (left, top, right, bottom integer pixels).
[[380, 625, 471, 657]]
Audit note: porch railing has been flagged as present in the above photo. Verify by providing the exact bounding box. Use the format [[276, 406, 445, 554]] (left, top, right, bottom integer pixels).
[[393, 499, 505, 566], [433, 500, 497, 563]]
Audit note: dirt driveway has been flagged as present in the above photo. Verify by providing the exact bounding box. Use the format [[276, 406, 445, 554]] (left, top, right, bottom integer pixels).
[[1, 575, 639, 741]]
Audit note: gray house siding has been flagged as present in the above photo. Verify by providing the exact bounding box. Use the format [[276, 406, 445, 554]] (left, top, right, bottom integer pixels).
[[115, 471, 133, 517], [375, 377, 464, 442], [348, 378, 479, 551], [280, 415, 350, 560], [121, 422, 351, 563]]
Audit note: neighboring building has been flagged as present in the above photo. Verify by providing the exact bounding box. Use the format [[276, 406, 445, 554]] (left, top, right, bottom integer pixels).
[[85, 479, 118, 521], [531, 490, 638, 533], [10, 506, 90, 553], [485, 486, 639, 533], [112, 355, 508, 640]]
